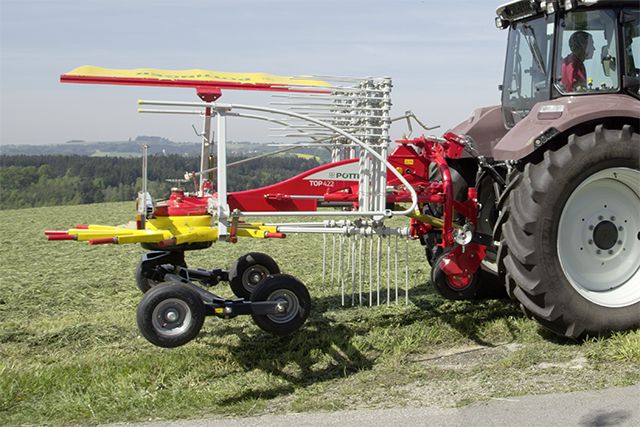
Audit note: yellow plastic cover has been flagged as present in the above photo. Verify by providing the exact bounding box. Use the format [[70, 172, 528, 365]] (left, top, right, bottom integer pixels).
[[64, 65, 331, 87]]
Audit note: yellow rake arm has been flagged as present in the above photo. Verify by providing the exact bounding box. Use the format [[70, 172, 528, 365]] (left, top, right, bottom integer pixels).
[[44, 215, 282, 246]]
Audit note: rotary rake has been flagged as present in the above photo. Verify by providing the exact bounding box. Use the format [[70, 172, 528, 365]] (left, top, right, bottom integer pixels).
[[46, 66, 490, 347]]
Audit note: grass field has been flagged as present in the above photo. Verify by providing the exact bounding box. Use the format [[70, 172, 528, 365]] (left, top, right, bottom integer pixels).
[[0, 202, 638, 426], [292, 153, 321, 162]]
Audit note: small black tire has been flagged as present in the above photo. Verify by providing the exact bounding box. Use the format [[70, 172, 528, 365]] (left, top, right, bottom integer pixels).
[[136, 283, 205, 348], [135, 251, 186, 293], [229, 252, 280, 299], [431, 251, 481, 300], [250, 274, 311, 336]]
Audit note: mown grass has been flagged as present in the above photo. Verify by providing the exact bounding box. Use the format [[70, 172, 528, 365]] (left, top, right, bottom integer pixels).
[[0, 201, 638, 426]]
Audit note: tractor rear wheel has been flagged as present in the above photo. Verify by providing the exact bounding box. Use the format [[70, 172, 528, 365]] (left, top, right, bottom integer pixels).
[[502, 125, 640, 338]]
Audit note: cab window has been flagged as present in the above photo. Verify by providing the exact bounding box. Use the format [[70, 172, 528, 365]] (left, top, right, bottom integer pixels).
[[554, 9, 619, 94]]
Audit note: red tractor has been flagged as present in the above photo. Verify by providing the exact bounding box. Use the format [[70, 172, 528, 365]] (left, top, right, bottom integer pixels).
[[426, 0, 639, 338]]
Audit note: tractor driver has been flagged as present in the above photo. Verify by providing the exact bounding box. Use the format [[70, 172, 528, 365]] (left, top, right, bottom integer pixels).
[[561, 31, 596, 91]]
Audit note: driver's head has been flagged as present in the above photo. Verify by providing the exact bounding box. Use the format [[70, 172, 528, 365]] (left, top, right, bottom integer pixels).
[[569, 31, 595, 60]]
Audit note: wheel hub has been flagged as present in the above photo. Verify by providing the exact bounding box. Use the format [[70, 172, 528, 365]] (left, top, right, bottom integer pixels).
[[152, 298, 192, 337], [266, 290, 299, 323], [242, 265, 270, 291], [165, 309, 179, 322], [592, 220, 618, 250]]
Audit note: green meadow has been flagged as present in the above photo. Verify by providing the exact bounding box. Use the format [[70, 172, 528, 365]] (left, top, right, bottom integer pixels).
[[1, 202, 638, 426]]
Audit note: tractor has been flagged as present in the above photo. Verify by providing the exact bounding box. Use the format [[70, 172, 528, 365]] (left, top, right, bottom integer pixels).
[[427, 0, 640, 338]]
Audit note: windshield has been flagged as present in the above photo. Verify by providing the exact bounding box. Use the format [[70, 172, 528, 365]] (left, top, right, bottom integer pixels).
[[502, 15, 554, 128], [622, 9, 640, 97], [554, 9, 619, 94]]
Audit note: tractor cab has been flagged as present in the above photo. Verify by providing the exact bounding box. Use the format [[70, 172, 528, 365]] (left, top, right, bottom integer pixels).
[[497, 0, 640, 128]]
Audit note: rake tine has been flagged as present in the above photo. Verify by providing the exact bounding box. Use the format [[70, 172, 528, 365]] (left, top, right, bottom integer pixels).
[[405, 237, 409, 304], [345, 235, 350, 272], [322, 234, 327, 288], [387, 236, 391, 306], [339, 235, 345, 306], [331, 235, 336, 288], [395, 235, 399, 304], [351, 237, 356, 306], [359, 237, 363, 305], [376, 236, 381, 306], [369, 238, 373, 307]]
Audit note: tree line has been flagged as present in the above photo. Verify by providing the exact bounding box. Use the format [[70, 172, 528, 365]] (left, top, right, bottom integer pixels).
[[0, 154, 320, 210]]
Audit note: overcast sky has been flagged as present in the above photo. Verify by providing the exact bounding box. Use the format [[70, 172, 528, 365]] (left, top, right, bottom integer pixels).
[[0, 0, 506, 145]]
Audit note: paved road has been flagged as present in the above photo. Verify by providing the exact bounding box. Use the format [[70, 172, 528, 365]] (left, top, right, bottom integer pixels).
[[105, 384, 640, 427]]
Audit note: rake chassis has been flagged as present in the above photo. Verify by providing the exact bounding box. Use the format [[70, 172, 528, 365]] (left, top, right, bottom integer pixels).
[[46, 66, 494, 347], [47, 0, 640, 347]]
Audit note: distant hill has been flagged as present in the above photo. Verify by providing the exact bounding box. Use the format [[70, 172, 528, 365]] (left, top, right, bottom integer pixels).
[[1, 136, 194, 156], [0, 136, 330, 161]]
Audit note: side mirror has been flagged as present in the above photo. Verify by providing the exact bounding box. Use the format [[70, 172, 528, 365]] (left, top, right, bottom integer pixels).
[[600, 46, 617, 77]]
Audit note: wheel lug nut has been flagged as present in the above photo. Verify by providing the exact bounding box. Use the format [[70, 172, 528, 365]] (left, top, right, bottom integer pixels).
[[618, 240, 623, 245], [588, 239, 593, 245], [610, 216, 616, 221], [598, 215, 604, 221], [596, 250, 602, 255], [618, 226, 624, 231], [608, 250, 614, 255], [589, 225, 594, 231]]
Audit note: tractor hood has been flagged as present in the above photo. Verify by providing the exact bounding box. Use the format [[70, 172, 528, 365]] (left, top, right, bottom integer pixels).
[[491, 94, 640, 160]]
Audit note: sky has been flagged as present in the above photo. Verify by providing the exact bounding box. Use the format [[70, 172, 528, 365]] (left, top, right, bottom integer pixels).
[[0, 0, 506, 145]]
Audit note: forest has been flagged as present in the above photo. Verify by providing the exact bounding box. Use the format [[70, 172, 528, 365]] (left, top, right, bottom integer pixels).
[[0, 154, 320, 210]]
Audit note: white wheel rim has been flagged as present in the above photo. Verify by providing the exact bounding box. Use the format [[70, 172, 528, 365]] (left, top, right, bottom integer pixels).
[[558, 167, 640, 307]]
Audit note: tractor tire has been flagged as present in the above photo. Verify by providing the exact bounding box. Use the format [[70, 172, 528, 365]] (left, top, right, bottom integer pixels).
[[502, 125, 640, 338], [229, 252, 280, 299]]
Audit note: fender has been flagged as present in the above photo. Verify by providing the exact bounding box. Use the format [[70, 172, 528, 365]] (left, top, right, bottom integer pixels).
[[448, 105, 509, 158], [492, 95, 640, 161]]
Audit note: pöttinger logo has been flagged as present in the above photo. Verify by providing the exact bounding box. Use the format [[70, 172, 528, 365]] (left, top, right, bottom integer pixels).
[[335, 172, 359, 180]]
